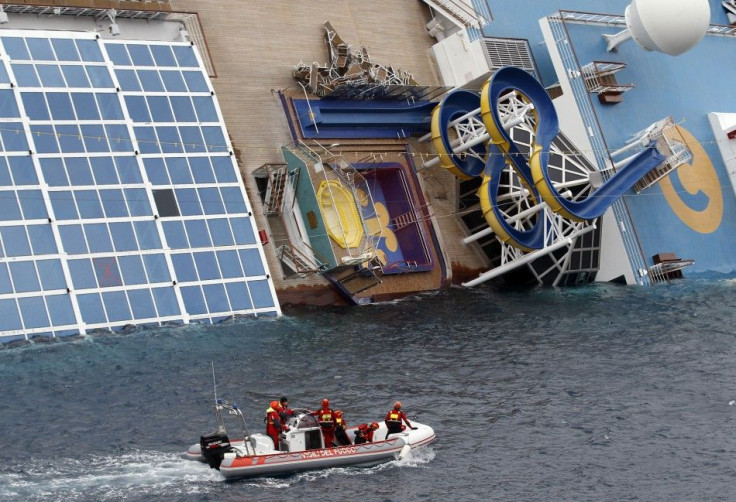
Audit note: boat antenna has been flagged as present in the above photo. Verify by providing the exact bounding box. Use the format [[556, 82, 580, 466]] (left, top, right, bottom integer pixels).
[[211, 360, 218, 404]]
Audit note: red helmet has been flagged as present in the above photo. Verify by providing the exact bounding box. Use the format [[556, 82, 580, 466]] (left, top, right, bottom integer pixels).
[[270, 400, 279, 409], [371, 422, 379, 429], [322, 398, 329, 407], [394, 401, 402, 410], [334, 410, 343, 416]]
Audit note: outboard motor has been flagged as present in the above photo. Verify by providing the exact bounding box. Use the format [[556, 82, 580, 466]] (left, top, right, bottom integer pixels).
[[200, 431, 231, 469]]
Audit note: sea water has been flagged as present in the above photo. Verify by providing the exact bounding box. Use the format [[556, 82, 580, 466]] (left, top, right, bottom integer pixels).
[[1, 280, 736, 501]]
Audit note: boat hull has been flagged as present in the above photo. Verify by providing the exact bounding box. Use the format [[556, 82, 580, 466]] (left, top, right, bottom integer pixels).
[[219, 437, 406, 479]]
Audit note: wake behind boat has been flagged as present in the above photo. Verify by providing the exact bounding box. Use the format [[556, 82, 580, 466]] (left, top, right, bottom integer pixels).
[[185, 399, 435, 480]]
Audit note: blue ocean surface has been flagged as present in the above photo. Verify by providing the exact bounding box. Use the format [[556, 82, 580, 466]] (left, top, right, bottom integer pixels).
[[1, 281, 736, 501]]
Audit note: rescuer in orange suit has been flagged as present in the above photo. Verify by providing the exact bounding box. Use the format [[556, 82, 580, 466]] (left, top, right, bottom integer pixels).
[[311, 398, 337, 447], [353, 422, 379, 444], [384, 401, 417, 439], [265, 400, 288, 449], [333, 410, 352, 445]]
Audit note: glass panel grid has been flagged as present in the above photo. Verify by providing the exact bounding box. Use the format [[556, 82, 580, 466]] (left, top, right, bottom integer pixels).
[[0, 32, 278, 341]]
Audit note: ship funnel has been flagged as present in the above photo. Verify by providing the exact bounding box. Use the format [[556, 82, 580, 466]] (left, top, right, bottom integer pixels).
[[604, 0, 710, 56]]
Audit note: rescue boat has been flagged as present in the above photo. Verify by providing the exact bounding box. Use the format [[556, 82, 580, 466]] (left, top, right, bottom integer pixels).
[[185, 399, 435, 480]]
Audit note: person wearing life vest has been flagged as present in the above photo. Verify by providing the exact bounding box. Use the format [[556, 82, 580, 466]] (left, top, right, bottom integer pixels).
[[354, 422, 379, 444], [333, 410, 352, 446], [265, 400, 288, 449], [279, 396, 295, 423], [384, 401, 417, 438], [310, 398, 337, 448]]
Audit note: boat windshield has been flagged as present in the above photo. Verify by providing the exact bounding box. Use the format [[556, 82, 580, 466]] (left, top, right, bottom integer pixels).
[[295, 414, 319, 429]]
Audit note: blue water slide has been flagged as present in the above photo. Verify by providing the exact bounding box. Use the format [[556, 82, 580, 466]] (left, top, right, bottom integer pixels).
[[292, 99, 436, 139]]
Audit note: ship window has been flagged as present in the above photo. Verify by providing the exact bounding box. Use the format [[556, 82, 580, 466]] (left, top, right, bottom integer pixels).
[[105, 124, 132, 152], [212, 157, 237, 183], [90, 157, 118, 185], [2, 123, 28, 152], [134, 221, 160, 250], [208, 218, 234, 246], [37, 259, 66, 291], [86, 66, 114, 88], [202, 126, 227, 152], [231, 217, 256, 244], [61, 65, 90, 88], [173, 46, 198, 68], [170, 96, 196, 122], [27, 38, 55, 61], [92, 256, 122, 287], [68, 259, 97, 289], [217, 250, 243, 278], [161, 71, 187, 92], [182, 70, 208, 92], [59, 225, 87, 254], [49, 191, 78, 220], [37, 64, 65, 87], [151, 287, 179, 317], [115, 156, 142, 184], [0, 90, 20, 117], [52, 39, 79, 62], [185, 219, 211, 248], [80, 124, 108, 152], [193, 251, 220, 280], [240, 249, 265, 276], [199, 187, 224, 214], [115, 69, 141, 91], [12, 64, 40, 86], [221, 187, 247, 214], [203, 283, 229, 313], [181, 285, 207, 315], [143, 254, 169, 283], [127, 288, 157, 320], [151, 45, 177, 67], [48, 92, 75, 120], [126, 96, 150, 122], [179, 126, 206, 153], [27, 225, 57, 255], [19, 296, 50, 329], [77, 293, 106, 324], [0, 299, 22, 331], [76, 40, 103, 62], [22, 92, 50, 120], [100, 189, 128, 217], [157, 126, 183, 153], [175, 188, 201, 216], [138, 69, 165, 92], [127, 189, 152, 217], [167, 157, 192, 184], [10, 261, 40, 292], [46, 294, 75, 326], [85, 223, 114, 253], [172, 252, 198, 282], [162, 220, 188, 249], [3, 37, 30, 60], [226, 282, 252, 311], [110, 222, 137, 252], [119, 255, 146, 285], [248, 280, 275, 308], [66, 157, 94, 185], [105, 44, 130, 66], [1, 226, 30, 256], [153, 189, 179, 218], [0, 193, 21, 220], [57, 124, 85, 153], [72, 92, 100, 120], [103, 290, 131, 322], [127, 44, 154, 67]]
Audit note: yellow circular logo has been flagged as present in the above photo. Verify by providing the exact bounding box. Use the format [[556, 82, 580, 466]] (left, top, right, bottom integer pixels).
[[658, 126, 722, 233]]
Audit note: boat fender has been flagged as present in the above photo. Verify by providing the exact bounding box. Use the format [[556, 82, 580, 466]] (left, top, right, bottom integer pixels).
[[398, 444, 411, 460]]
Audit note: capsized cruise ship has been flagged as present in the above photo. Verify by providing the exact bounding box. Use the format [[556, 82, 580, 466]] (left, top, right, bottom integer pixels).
[[1, 0, 735, 343]]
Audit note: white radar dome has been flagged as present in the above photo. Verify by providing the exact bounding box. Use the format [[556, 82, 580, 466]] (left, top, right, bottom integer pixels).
[[625, 0, 710, 55]]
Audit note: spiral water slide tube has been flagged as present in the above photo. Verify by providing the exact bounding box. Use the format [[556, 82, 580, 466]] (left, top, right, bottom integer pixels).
[[432, 66, 666, 251]]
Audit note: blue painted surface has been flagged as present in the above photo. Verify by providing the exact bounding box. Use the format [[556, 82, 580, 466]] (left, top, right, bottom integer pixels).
[[480, 0, 736, 275], [293, 99, 435, 139]]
